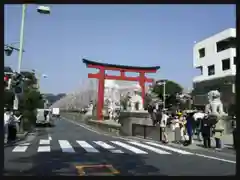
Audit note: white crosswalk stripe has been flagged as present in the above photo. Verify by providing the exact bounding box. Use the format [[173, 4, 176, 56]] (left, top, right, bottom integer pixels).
[[93, 141, 124, 153], [10, 140, 195, 156], [38, 146, 51, 152], [128, 141, 170, 154], [39, 140, 50, 145], [111, 141, 148, 154], [12, 145, 29, 152], [76, 141, 99, 153], [145, 142, 193, 155], [58, 140, 75, 153]]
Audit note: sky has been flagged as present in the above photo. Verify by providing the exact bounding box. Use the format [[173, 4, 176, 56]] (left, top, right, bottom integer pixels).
[[4, 4, 235, 94]]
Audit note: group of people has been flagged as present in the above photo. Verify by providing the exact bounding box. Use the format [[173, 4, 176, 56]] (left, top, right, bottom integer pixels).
[[4, 108, 22, 144], [148, 104, 227, 150]]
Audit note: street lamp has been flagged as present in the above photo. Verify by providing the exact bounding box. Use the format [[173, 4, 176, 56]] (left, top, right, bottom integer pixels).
[[17, 4, 51, 73], [32, 69, 48, 89]]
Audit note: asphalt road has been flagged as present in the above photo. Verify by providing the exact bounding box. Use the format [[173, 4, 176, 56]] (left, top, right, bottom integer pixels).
[[4, 118, 236, 176]]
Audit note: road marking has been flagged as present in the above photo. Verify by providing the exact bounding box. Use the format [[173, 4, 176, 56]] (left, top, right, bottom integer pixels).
[[195, 153, 236, 164], [128, 141, 171, 154], [39, 140, 50, 145], [12, 145, 28, 152], [19, 143, 30, 146], [111, 149, 124, 153], [58, 140, 75, 153], [37, 146, 51, 152], [64, 118, 236, 163], [111, 141, 148, 154], [76, 141, 99, 153], [145, 142, 193, 155], [63, 118, 132, 141], [48, 135, 52, 140], [132, 136, 236, 164], [93, 141, 124, 153]]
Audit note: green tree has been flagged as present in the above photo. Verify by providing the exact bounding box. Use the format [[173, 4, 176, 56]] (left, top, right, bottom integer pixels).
[[21, 71, 38, 89], [152, 80, 183, 108], [18, 72, 44, 131]]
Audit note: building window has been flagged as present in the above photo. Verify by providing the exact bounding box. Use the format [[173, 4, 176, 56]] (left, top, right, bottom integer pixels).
[[222, 58, 230, 71], [198, 48, 205, 58], [216, 37, 235, 52], [196, 66, 203, 75], [234, 57, 236, 65], [208, 65, 215, 76]]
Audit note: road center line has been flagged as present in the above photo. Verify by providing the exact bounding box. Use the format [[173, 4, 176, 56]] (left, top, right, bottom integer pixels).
[[48, 135, 52, 140]]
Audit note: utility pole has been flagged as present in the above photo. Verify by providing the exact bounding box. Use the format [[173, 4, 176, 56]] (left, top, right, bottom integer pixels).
[[156, 80, 166, 109], [163, 81, 166, 109]]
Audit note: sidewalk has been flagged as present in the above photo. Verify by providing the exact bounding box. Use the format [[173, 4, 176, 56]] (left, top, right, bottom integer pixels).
[[4, 131, 29, 147]]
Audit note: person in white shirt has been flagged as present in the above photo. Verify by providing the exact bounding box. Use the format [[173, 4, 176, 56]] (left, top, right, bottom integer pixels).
[[193, 110, 205, 141], [12, 111, 22, 133], [160, 110, 169, 143], [4, 108, 11, 143], [171, 114, 182, 143]]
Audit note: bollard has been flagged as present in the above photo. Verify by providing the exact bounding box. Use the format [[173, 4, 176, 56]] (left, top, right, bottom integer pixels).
[[159, 126, 162, 141], [233, 128, 236, 150], [132, 125, 135, 136], [143, 125, 146, 139]]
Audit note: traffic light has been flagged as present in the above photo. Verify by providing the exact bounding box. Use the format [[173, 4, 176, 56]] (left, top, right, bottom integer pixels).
[[4, 75, 9, 89], [4, 46, 13, 56], [4, 75, 13, 90], [12, 73, 24, 95]]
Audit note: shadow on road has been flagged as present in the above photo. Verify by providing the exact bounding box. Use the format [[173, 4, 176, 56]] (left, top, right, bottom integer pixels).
[[4, 148, 167, 176]]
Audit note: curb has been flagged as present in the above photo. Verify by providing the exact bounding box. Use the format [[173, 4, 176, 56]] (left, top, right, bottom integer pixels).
[[4, 131, 29, 147]]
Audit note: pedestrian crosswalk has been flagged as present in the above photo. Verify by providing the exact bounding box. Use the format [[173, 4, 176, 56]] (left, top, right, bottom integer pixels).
[[11, 140, 194, 156]]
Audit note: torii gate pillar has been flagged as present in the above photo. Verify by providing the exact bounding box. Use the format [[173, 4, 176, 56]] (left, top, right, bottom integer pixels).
[[82, 59, 160, 120]]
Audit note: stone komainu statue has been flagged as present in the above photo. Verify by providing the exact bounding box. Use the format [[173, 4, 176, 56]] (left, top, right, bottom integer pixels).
[[205, 90, 226, 138]]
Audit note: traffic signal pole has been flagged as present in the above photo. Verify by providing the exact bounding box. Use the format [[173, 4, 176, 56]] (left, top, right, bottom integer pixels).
[[13, 4, 26, 111], [18, 4, 26, 74]]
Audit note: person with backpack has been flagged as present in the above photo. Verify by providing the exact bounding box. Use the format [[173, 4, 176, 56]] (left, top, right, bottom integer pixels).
[[193, 110, 205, 141], [201, 115, 212, 148]]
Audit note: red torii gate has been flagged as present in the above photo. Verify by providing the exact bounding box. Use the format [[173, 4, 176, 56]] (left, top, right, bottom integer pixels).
[[82, 59, 160, 120]]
